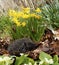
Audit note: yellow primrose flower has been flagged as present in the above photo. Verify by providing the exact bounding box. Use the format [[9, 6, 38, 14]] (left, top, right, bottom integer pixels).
[[35, 8, 41, 13], [12, 18, 21, 26], [22, 22, 26, 27], [22, 14, 30, 19], [12, 18, 18, 22], [30, 13, 41, 19], [22, 7, 30, 13], [8, 10, 13, 16], [35, 15, 41, 19], [17, 12, 24, 17], [8, 10, 17, 17], [30, 13, 36, 17], [16, 21, 21, 26]]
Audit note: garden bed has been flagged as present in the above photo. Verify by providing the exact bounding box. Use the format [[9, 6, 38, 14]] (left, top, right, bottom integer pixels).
[[0, 0, 59, 65]]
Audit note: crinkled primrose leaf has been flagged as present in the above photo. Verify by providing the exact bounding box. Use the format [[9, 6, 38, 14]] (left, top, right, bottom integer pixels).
[[0, 56, 14, 65]]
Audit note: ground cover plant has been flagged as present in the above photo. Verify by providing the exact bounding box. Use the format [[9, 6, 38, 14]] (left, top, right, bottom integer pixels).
[[0, 52, 59, 65]]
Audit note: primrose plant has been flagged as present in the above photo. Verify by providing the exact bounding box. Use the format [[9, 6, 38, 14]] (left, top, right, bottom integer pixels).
[[14, 52, 59, 65], [0, 56, 14, 65], [0, 52, 58, 65], [8, 7, 45, 42]]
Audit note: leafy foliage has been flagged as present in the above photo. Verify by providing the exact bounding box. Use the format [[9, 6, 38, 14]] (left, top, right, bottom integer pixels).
[[41, 0, 59, 29], [0, 56, 14, 65], [0, 52, 58, 65], [14, 52, 59, 65], [0, 16, 12, 38], [8, 8, 45, 42], [15, 54, 34, 65]]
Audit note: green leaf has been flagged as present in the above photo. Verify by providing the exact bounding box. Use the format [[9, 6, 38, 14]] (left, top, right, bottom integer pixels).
[[0, 61, 4, 65], [53, 55, 58, 63], [42, 62, 49, 65], [15, 55, 26, 65], [28, 58, 34, 65], [53, 62, 59, 65], [39, 52, 52, 61]]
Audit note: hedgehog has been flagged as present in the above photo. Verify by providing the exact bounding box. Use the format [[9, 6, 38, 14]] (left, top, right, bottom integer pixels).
[[8, 38, 37, 56]]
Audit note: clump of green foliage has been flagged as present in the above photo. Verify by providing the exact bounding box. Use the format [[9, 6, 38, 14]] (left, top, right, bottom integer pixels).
[[0, 56, 14, 65], [0, 9, 46, 42], [14, 52, 59, 65], [8, 8, 46, 42], [0, 16, 12, 39], [41, 0, 59, 29], [0, 52, 59, 65]]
